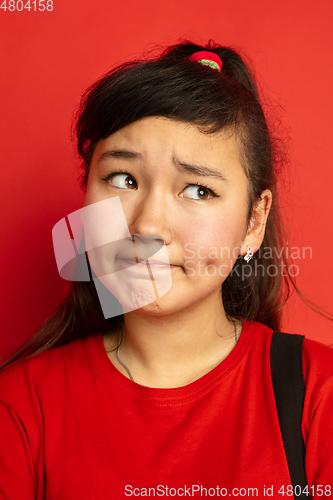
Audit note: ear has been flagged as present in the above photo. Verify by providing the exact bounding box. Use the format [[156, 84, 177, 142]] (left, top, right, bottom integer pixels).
[[241, 189, 272, 256]]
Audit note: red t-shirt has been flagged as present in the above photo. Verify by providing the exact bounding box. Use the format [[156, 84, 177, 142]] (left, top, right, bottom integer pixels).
[[0, 321, 333, 499]]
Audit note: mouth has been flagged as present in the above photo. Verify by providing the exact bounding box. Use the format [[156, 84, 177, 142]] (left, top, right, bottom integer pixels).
[[116, 257, 181, 269]]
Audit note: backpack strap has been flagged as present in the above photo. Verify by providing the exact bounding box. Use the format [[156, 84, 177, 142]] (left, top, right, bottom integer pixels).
[[270, 331, 308, 498]]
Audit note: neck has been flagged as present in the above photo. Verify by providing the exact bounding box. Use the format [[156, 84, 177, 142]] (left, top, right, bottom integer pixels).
[[104, 293, 241, 388]]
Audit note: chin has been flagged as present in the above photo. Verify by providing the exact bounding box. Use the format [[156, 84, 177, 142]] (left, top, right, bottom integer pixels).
[[120, 288, 174, 316]]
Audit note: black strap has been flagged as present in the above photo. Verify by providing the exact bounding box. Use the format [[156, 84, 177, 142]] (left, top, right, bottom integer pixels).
[[270, 331, 308, 498]]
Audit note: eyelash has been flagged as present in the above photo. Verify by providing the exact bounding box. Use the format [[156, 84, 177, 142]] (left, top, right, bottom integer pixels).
[[101, 170, 219, 200], [102, 169, 137, 188]]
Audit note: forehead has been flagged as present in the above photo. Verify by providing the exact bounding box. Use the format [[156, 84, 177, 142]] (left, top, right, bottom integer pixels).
[[91, 116, 245, 179]]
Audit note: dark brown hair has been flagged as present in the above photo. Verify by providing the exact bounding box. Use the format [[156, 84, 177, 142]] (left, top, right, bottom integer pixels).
[[0, 40, 297, 371]]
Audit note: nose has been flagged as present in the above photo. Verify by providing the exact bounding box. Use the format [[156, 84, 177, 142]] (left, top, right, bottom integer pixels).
[[128, 192, 173, 247]]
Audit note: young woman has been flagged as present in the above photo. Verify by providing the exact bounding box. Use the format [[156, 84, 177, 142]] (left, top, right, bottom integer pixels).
[[1, 41, 332, 499]]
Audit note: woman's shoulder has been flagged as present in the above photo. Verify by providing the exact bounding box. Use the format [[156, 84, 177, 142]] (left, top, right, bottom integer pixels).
[[1, 335, 89, 374], [0, 334, 101, 407], [303, 335, 333, 358], [302, 336, 333, 390], [296, 336, 333, 445], [249, 322, 333, 384]]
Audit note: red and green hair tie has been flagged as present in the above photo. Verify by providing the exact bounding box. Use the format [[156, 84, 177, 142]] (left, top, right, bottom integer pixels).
[[189, 51, 223, 72]]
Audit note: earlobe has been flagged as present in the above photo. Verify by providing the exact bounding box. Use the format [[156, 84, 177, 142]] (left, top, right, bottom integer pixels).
[[241, 189, 272, 257]]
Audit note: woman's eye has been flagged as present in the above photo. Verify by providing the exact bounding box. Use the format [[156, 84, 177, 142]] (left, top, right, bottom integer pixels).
[[182, 185, 214, 200], [106, 173, 137, 190]]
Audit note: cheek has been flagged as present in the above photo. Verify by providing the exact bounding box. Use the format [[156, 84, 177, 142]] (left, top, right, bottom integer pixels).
[[181, 211, 248, 279]]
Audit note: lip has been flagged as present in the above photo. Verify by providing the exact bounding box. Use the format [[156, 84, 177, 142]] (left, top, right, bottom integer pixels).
[[116, 258, 181, 270]]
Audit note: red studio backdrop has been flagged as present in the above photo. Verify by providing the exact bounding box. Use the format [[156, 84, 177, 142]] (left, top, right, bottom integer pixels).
[[1, 0, 333, 361]]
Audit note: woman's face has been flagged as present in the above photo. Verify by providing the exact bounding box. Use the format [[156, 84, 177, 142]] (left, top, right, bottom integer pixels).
[[83, 116, 269, 316]]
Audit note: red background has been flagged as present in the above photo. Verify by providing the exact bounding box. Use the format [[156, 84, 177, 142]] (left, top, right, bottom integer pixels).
[[1, 0, 333, 361]]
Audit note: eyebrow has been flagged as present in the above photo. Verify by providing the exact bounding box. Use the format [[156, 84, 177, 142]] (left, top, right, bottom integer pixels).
[[173, 158, 227, 182], [98, 150, 143, 162], [98, 149, 227, 182]]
